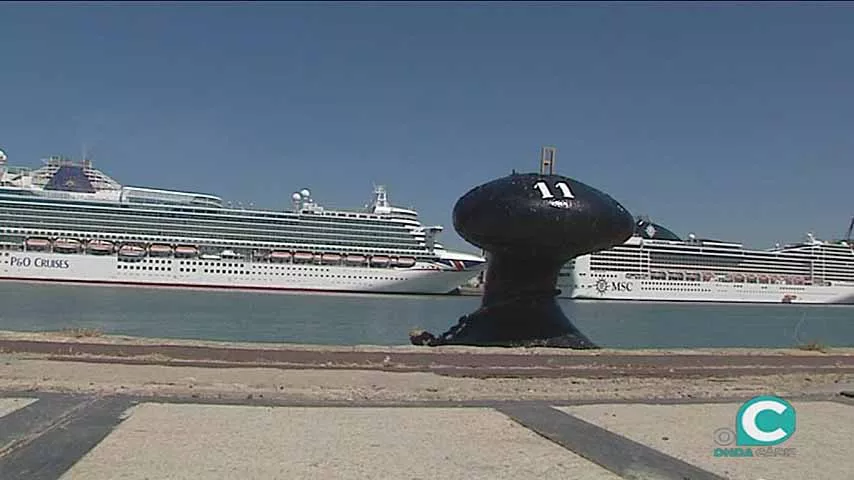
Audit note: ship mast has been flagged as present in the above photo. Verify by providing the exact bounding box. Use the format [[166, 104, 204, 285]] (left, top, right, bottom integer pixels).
[[846, 216, 854, 242], [539, 146, 556, 175], [0, 148, 6, 182]]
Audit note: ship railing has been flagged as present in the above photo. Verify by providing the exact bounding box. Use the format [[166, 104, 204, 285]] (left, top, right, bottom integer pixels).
[[0, 241, 24, 250]]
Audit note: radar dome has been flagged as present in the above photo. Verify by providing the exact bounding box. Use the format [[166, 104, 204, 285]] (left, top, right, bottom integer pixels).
[[291, 193, 302, 201], [300, 189, 311, 198]]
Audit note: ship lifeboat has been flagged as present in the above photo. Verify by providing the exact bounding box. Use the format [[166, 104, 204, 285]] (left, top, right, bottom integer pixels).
[[733, 273, 745, 282], [344, 254, 367, 265], [370, 255, 390, 267], [667, 271, 684, 281], [53, 238, 82, 253], [25, 238, 51, 251], [650, 271, 666, 280], [174, 245, 198, 258], [758, 275, 769, 284], [395, 256, 416, 268], [148, 244, 173, 257], [293, 251, 314, 263], [270, 251, 292, 263], [221, 249, 243, 259], [87, 239, 115, 255], [321, 253, 341, 265], [118, 244, 146, 258], [701, 271, 715, 282]]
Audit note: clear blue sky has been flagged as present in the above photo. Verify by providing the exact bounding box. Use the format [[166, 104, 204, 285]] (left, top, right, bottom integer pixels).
[[2, 3, 852, 253]]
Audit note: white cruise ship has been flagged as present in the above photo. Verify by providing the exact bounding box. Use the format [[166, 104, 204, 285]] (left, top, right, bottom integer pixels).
[[0, 149, 486, 295], [558, 218, 854, 304]]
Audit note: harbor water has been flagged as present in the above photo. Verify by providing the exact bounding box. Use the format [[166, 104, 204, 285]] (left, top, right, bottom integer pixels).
[[0, 282, 852, 349]]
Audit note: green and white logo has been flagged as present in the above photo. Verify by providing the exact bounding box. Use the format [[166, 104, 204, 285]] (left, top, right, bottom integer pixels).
[[735, 395, 796, 446]]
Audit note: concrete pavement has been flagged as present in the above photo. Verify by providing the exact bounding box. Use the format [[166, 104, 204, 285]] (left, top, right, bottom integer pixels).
[[1, 330, 853, 479], [1, 390, 852, 480]]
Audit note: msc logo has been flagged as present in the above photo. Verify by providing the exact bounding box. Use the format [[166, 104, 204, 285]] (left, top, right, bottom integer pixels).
[[736, 396, 796, 446], [594, 278, 632, 294]]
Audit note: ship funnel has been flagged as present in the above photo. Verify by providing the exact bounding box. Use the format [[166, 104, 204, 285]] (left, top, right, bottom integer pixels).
[[422, 225, 443, 253]]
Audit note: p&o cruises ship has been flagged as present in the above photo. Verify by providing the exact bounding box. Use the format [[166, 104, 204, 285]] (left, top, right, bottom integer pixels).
[[558, 218, 854, 304], [0, 149, 486, 294]]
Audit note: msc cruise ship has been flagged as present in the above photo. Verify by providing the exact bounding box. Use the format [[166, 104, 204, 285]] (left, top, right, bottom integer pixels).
[[0, 149, 486, 294], [558, 218, 854, 304]]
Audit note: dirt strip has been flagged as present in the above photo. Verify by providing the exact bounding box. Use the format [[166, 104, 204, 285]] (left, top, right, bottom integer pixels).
[[1, 330, 852, 379], [1, 359, 851, 404]]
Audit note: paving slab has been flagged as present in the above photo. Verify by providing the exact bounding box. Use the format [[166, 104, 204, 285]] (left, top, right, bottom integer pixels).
[[558, 401, 854, 480], [0, 398, 37, 418], [499, 404, 726, 480], [0, 396, 132, 480], [60, 403, 620, 480]]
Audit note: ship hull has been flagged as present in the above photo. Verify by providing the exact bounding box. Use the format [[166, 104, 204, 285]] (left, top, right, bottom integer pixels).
[[559, 271, 854, 304], [0, 251, 483, 295]]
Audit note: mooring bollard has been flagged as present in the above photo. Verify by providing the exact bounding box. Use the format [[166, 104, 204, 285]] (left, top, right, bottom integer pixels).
[[410, 171, 633, 349]]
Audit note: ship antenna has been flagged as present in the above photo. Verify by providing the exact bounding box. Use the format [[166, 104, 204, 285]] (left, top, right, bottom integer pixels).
[[81, 142, 94, 167], [846, 216, 854, 242]]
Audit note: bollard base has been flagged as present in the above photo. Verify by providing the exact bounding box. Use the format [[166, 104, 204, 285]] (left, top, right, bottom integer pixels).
[[409, 290, 599, 349]]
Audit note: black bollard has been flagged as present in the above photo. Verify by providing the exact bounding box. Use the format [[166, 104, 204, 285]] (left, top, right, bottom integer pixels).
[[410, 172, 634, 349]]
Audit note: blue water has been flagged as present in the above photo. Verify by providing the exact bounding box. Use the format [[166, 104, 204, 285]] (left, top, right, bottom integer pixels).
[[0, 282, 851, 348]]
